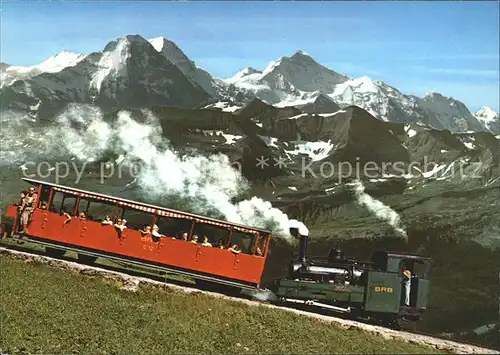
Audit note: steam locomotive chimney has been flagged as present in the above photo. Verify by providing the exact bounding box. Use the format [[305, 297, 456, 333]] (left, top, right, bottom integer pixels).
[[290, 227, 308, 264]]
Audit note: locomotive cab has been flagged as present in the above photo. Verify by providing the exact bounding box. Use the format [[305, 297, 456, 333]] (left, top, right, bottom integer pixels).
[[370, 251, 431, 315]]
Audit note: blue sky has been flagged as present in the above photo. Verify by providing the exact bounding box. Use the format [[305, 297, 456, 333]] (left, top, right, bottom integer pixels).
[[2, 1, 499, 112]]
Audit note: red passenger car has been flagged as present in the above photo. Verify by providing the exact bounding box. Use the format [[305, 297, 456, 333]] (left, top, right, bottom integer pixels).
[[2, 178, 272, 290]]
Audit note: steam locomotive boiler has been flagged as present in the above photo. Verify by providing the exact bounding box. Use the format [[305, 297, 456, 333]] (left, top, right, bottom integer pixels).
[[275, 227, 432, 328], [288, 227, 369, 285]]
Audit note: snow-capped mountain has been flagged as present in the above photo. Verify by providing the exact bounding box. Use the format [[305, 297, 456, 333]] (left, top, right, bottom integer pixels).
[[415, 92, 487, 132], [474, 106, 500, 134], [224, 50, 349, 106], [1, 33, 494, 134], [148, 37, 225, 97], [259, 50, 349, 93], [0, 35, 210, 119], [225, 53, 488, 133], [327, 76, 422, 123], [225, 67, 262, 84], [0, 51, 87, 88]]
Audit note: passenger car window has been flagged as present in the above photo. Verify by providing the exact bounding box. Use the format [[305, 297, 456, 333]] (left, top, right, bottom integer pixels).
[[78, 198, 117, 221], [229, 230, 255, 254], [191, 222, 230, 245], [156, 216, 193, 238], [122, 209, 155, 230]]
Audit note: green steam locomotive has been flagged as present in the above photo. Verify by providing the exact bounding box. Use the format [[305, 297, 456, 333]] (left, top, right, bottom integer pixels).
[[274, 227, 431, 329]]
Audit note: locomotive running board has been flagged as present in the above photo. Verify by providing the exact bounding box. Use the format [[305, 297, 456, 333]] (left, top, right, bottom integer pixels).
[[282, 298, 351, 313], [23, 236, 259, 291]]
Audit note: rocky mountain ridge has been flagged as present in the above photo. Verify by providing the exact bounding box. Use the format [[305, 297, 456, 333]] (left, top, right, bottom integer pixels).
[[1, 34, 497, 134]]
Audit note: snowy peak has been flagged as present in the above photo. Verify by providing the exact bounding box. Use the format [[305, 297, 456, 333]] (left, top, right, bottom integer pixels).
[[103, 34, 146, 52], [1, 50, 87, 88], [148, 36, 194, 71], [148, 36, 222, 97], [421, 91, 470, 110], [417, 91, 486, 132], [288, 49, 317, 63], [90, 36, 141, 91], [292, 49, 310, 57], [260, 50, 349, 90], [474, 106, 500, 134], [424, 91, 443, 99], [1, 33, 210, 116], [327, 76, 402, 122], [226, 50, 350, 101], [226, 67, 261, 84], [13, 50, 86, 73], [332, 76, 379, 96], [34, 51, 87, 73], [88, 34, 211, 100]]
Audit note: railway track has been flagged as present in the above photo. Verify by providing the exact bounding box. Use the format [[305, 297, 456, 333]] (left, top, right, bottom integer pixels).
[[0, 241, 498, 355]]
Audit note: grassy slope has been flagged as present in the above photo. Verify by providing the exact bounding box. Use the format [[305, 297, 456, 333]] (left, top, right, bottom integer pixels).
[[0, 255, 440, 355]]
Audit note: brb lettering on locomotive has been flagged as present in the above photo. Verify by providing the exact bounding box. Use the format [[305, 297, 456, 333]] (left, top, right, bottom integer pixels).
[[374, 286, 393, 293]]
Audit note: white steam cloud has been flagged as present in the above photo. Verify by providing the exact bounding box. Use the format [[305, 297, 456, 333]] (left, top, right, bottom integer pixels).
[[347, 180, 407, 239], [21, 105, 308, 243]]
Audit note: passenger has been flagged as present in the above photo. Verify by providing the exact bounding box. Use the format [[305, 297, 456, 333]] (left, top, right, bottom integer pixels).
[[140, 225, 152, 236], [40, 201, 48, 210], [17, 191, 27, 208], [216, 239, 225, 249], [201, 236, 212, 247], [79, 211, 87, 220], [255, 247, 263, 256], [19, 187, 38, 233], [17, 191, 28, 232], [18, 190, 27, 201], [191, 235, 199, 244], [174, 232, 188, 240], [24, 187, 38, 224], [62, 208, 72, 225], [101, 215, 113, 225], [115, 219, 127, 231], [26, 187, 37, 205], [228, 244, 241, 254], [151, 224, 164, 242], [402, 265, 412, 306]]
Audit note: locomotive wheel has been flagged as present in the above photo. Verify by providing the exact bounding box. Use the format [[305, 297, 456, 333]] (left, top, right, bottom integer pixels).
[[373, 314, 401, 330], [396, 316, 418, 332], [45, 247, 65, 258], [77, 254, 97, 265]]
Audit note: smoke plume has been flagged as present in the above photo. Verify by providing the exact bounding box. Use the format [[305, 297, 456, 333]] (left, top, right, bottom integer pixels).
[[347, 180, 407, 239], [13, 105, 308, 243]]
